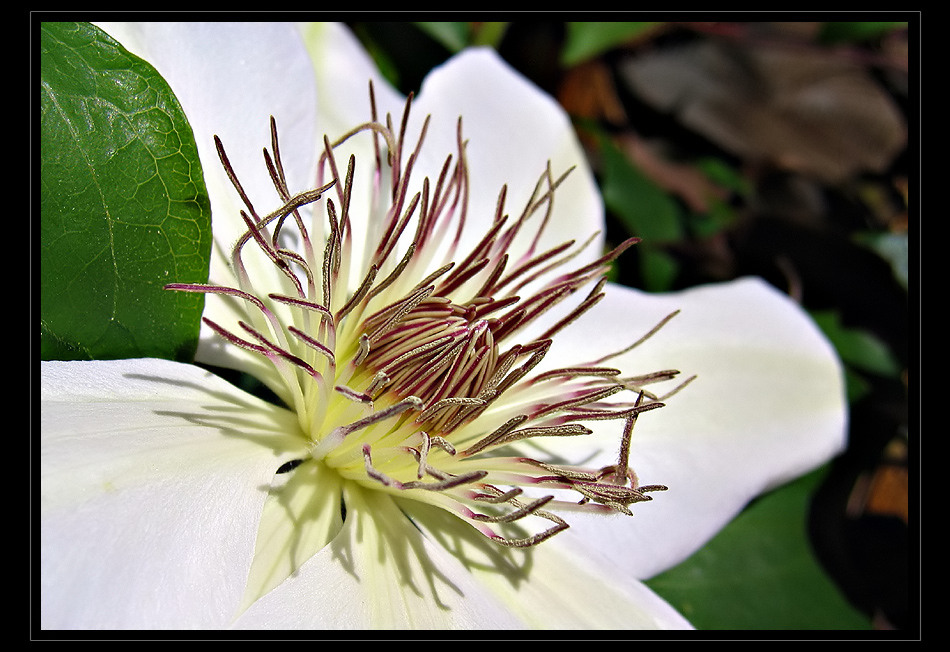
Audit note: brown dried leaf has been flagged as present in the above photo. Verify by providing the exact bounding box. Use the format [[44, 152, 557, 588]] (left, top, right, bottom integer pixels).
[[620, 40, 906, 182], [557, 59, 628, 126]]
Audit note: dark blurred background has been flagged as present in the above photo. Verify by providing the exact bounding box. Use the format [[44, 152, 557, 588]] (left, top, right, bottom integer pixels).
[[347, 20, 914, 632]]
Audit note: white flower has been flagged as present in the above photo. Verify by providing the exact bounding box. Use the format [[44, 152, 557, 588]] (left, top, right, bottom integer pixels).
[[40, 22, 848, 629]]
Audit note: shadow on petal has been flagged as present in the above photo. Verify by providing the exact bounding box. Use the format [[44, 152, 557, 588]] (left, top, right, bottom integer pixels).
[[125, 370, 308, 458]]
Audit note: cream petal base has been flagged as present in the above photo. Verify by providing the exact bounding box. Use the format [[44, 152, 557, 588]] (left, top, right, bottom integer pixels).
[[232, 483, 691, 629]]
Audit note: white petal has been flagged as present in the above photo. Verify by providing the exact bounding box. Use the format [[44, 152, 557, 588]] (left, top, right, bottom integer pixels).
[[301, 24, 604, 286], [233, 484, 689, 629], [541, 277, 848, 579], [299, 22, 404, 143], [466, 530, 693, 629], [408, 47, 604, 265], [41, 358, 306, 629]]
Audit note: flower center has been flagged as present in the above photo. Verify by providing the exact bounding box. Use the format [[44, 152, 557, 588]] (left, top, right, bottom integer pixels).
[[168, 88, 691, 548]]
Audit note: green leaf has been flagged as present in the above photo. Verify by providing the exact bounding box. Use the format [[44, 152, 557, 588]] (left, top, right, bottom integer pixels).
[[694, 156, 752, 197], [40, 22, 211, 362], [818, 22, 907, 44], [471, 22, 509, 48], [855, 231, 908, 290], [414, 22, 509, 51], [600, 138, 684, 244], [350, 24, 401, 89], [687, 198, 738, 240], [640, 246, 679, 293], [599, 136, 684, 290], [646, 467, 871, 630], [685, 158, 747, 239], [562, 22, 663, 66], [810, 310, 902, 378], [414, 22, 471, 52]]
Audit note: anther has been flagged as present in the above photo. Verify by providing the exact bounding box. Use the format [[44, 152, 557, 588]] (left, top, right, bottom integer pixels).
[[417, 397, 485, 423], [365, 371, 391, 399], [362, 444, 486, 491], [334, 385, 372, 404], [591, 309, 681, 365], [409, 431, 457, 479], [462, 414, 529, 456], [485, 514, 569, 548], [472, 485, 524, 503], [311, 396, 423, 458], [288, 326, 335, 363], [470, 494, 555, 523], [354, 334, 371, 366]]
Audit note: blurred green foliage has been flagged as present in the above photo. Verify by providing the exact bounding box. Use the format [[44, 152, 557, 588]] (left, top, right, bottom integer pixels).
[[647, 466, 872, 629]]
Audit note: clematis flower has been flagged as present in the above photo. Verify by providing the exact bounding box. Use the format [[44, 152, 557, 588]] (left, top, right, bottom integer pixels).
[[40, 22, 847, 630]]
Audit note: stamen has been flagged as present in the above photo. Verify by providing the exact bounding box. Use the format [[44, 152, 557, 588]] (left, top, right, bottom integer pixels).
[[411, 262, 456, 293], [484, 512, 569, 548], [366, 243, 417, 302], [472, 485, 524, 504], [533, 366, 622, 382], [190, 112, 681, 554], [238, 320, 318, 378], [562, 399, 665, 422], [263, 117, 311, 251], [376, 333, 456, 378], [530, 384, 625, 419], [462, 414, 529, 456], [656, 373, 698, 401], [354, 334, 371, 367], [613, 396, 644, 484], [274, 248, 315, 297], [287, 326, 335, 363], [440, 217, 509, 292], [417, 397, 485, 423], [470, 494, 555, 523], [493, 239, 576, 296], [362, 444, 487, 491], [374, 190, 421, 271], [409, 431, 457, 478], [200, 317, 269, 356], [268, 293, 334, 322], [365, 371, 391, 399], [238, 208, 302, 296], [521, 459, 600, 482], [569, 483, 649, 516], [592, 309, 681, 365], [334, 385, 372, 404], [335, 264, 379, 321], [562, 237, 641, 285], [526, 163, 575, 254], [214, 134, 258, 221], [310, 397, 423, 459], [365, 285, 436, 343], [537, 279, 606, 340], [166, 283, 277, 328], [485, 423, 592, 449]]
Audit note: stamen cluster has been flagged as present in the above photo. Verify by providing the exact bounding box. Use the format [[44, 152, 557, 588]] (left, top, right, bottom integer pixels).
[[169, 86, 688, 547]]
